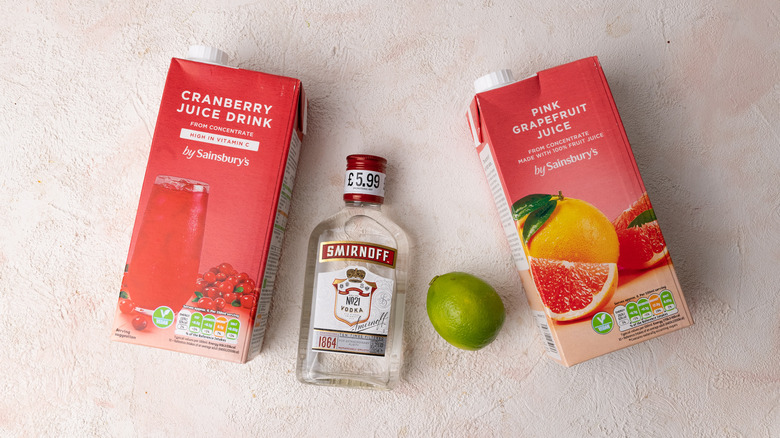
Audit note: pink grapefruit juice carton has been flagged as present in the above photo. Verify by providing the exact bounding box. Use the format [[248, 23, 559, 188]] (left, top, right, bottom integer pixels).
[[467, 57, 692, 366], [111, 46, 306, 362]]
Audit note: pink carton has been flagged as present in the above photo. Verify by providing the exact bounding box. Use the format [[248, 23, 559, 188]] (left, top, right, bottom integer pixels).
[[467, 57, 693, 366]]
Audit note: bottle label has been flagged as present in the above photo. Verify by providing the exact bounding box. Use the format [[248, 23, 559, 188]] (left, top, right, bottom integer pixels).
[[344, 169, 385, 198], [319, 241, 396, 268], [311, 246, 396, 356]]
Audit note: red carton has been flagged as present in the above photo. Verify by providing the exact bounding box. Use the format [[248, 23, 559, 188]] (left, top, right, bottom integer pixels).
[[111, 47, 306, 362], [467, 57, 692, 366]]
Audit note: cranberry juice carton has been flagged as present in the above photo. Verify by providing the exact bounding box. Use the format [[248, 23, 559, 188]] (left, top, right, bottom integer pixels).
[[111, 46, 306, 363], [466, 57, 692, 366]]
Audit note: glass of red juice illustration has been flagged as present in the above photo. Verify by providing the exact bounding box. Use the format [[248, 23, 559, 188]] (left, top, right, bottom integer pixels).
[[126, 175, 209, 312]]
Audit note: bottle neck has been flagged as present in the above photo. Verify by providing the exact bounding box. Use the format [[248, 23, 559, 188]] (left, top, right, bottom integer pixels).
[[344, 200, 382, 210]]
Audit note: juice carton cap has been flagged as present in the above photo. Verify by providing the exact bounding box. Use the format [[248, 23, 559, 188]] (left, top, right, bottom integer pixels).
[[474, 69, 515, 93], [187, 45, 229, 66]]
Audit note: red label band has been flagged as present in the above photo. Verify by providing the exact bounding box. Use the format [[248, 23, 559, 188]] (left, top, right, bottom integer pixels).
[[319, 241, 397, 268]]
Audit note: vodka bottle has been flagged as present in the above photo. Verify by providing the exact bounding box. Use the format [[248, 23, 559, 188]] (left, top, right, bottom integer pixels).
[[296, 154, 409, 390]]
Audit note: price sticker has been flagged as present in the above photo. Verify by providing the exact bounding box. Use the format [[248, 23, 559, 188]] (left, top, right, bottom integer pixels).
[[344, 169, 385, 198]]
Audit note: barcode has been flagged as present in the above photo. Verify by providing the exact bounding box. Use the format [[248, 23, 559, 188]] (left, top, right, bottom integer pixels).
[[534, 312, 561, 360]]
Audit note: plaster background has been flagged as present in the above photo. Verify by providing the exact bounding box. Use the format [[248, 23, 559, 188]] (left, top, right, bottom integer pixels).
[[1, 0, 778, 436]]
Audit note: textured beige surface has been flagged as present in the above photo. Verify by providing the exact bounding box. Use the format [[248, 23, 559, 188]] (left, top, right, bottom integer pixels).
[[1, 0, 779, 436]]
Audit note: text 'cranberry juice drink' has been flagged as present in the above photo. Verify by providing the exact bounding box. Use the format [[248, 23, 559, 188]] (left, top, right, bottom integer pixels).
[[112, 46, 306, 363], [467, 57, 692, 366]]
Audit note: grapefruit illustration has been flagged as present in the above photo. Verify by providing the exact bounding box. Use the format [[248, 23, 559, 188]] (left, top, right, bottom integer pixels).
[[513, 192, 619, 264], [612, 192, 669, 270], [529, 257, 617, 321], [512, 192, 620, 321]]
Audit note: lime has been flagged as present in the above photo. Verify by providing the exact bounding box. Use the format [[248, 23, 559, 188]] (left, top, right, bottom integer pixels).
[[426, 272, 505, 350]]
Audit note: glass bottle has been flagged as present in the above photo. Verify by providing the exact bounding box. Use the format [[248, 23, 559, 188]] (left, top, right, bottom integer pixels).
[[296, 154, 409, 390]]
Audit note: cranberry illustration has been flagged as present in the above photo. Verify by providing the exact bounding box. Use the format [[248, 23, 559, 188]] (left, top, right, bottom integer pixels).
[[195, 278, 209, 292], [223, 292, 237, 304], [196, 263, 257, 309], [198, 297, 216, 311], [132, 315, 148, 331], [204, 286, 219, 299], [119, 299, 135, 314], [235, 282, 250, 294], [218, 281, 234, 296], [241, 294, 254, 309]]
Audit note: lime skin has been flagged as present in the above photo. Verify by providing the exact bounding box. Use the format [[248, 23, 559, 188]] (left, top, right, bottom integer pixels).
[[426, 272, 506, 351]]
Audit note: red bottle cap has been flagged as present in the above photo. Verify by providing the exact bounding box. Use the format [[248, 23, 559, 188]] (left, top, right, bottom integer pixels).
[[344, 154, 387, 204]]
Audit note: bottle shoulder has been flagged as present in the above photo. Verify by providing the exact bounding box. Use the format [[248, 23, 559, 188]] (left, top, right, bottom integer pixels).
[[309, 206, 408, 251]]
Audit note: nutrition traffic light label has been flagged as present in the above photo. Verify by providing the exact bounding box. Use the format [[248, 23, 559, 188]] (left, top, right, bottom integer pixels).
[[613, 290, 677, 332], [175, 309, 241, 344]]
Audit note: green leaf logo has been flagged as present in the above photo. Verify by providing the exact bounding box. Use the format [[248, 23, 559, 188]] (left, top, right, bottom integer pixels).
[[152, 306, 175, 329], [591, 312, 614, 334], [627, 209, 657, 228]]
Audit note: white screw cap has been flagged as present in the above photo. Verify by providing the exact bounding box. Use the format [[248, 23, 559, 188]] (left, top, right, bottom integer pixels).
[[474, 69, 515, 93], [187, 45, 229, 66]]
